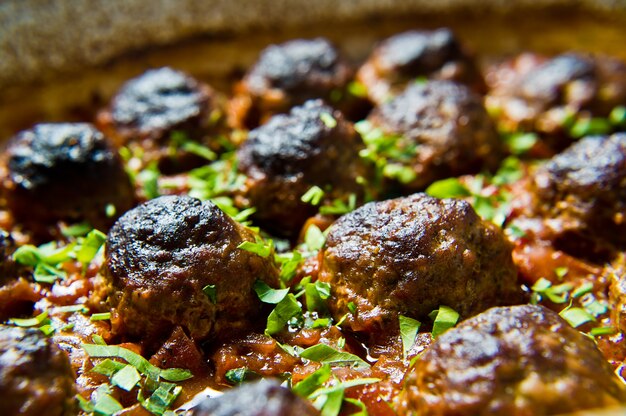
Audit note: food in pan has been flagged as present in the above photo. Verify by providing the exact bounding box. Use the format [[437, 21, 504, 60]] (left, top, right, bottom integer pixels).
[[1, 27, 626, 416]]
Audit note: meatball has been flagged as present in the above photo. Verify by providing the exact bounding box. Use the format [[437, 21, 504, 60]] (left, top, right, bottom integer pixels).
[[318, 193, 521, 336], [356, 29, 484, 105], [366, 80, 503, 192], [228, 38, 353, 129], [1, 123, 134, 231], [0, 325, 76, 416], [192, 379, 319, 416], [487, 53, 626, 144], [237, 100, 374, 237], [529, 133, 626, 259], [396, 305, 626, 415], [105, 195, 280, 346], [97, 67, 217, 172]]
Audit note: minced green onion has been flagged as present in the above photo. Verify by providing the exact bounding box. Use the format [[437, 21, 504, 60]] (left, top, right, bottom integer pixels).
[[320, 112, 338, 129], [590, 326, 617, 337], [572, 282, 594, 298], [9, 310, 49, 327], [301, 186, 326, 206], [90, 312, 111, 322]]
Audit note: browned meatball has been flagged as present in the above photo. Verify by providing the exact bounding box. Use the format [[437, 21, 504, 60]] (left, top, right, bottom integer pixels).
[[365, 80, 503, 192], [192, 379, 319, 416], [228, 38, 353, 129], [0, 325, 76, 416], [487, 53, 626, 145], [97, 67, 217, 173], [356, 29, 484, 105], [105, 195, 280, 346], [1, 123, 134, 232], [318, 193, 521, 336], [396, 305, 626, 415], [529, 133, 626, 260], [237, 100, 374, 237]]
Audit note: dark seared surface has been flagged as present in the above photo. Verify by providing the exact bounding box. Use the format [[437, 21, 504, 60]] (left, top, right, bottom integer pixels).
[[396, 305, 626, 415], [228, 38, 353, 129], [356, 29, 484, 104], [367, 80, 503, 191], [97, 67, 216, 173], [318, 193, 521, 335], [237, 100, 374, 237], [105, 67, 213, 141], [487, 53, 626, 143], [0, 325, 76, 416], [105, 195, 280, 345], [192, 379, 319, 416], [530, 133, 626, 259], [1, 123, 134, 230]]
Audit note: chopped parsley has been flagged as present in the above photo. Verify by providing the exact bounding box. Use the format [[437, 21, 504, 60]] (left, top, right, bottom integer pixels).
[[299, 344, 370, 370], [202, 284, 218, 303], [238, 237, 273, 258], [428, 306, 459, 338], [399, 315, 421, 360]]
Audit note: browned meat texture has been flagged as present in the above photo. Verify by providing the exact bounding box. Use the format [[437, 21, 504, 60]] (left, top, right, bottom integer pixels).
[[318, 193, 521, 336], [105, 195, 280, 346], [0, 123, 134, 232], [356, 29, 484, 105], [237, 99, 374, 237], [367, 80, 503, 192], [528, 133, 626, 260], [396, 305, 626, 415], [192, 379, 319, 416], [228, 38, 353, 129], [97, 67, 217, 173], [487, 53, 626, 144], [0, 325, 76, 416]]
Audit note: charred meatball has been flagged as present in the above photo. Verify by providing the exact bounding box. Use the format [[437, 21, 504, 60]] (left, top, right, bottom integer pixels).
[[237, 100, 374, 237], [0, 325, 76, 416], [529, 133, 626, 259], [228, 38, 353, 129], [105, 195, 280, 346], [192, 379, 319, 416], [356, 29, 484, 105], [365, 80, 503, 192], [97, 67, 217, 173], [487, 53, 626, 145], [396, 305, 626, 415], [318, 193, 521, 336], [1, 123, 134, 231]]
